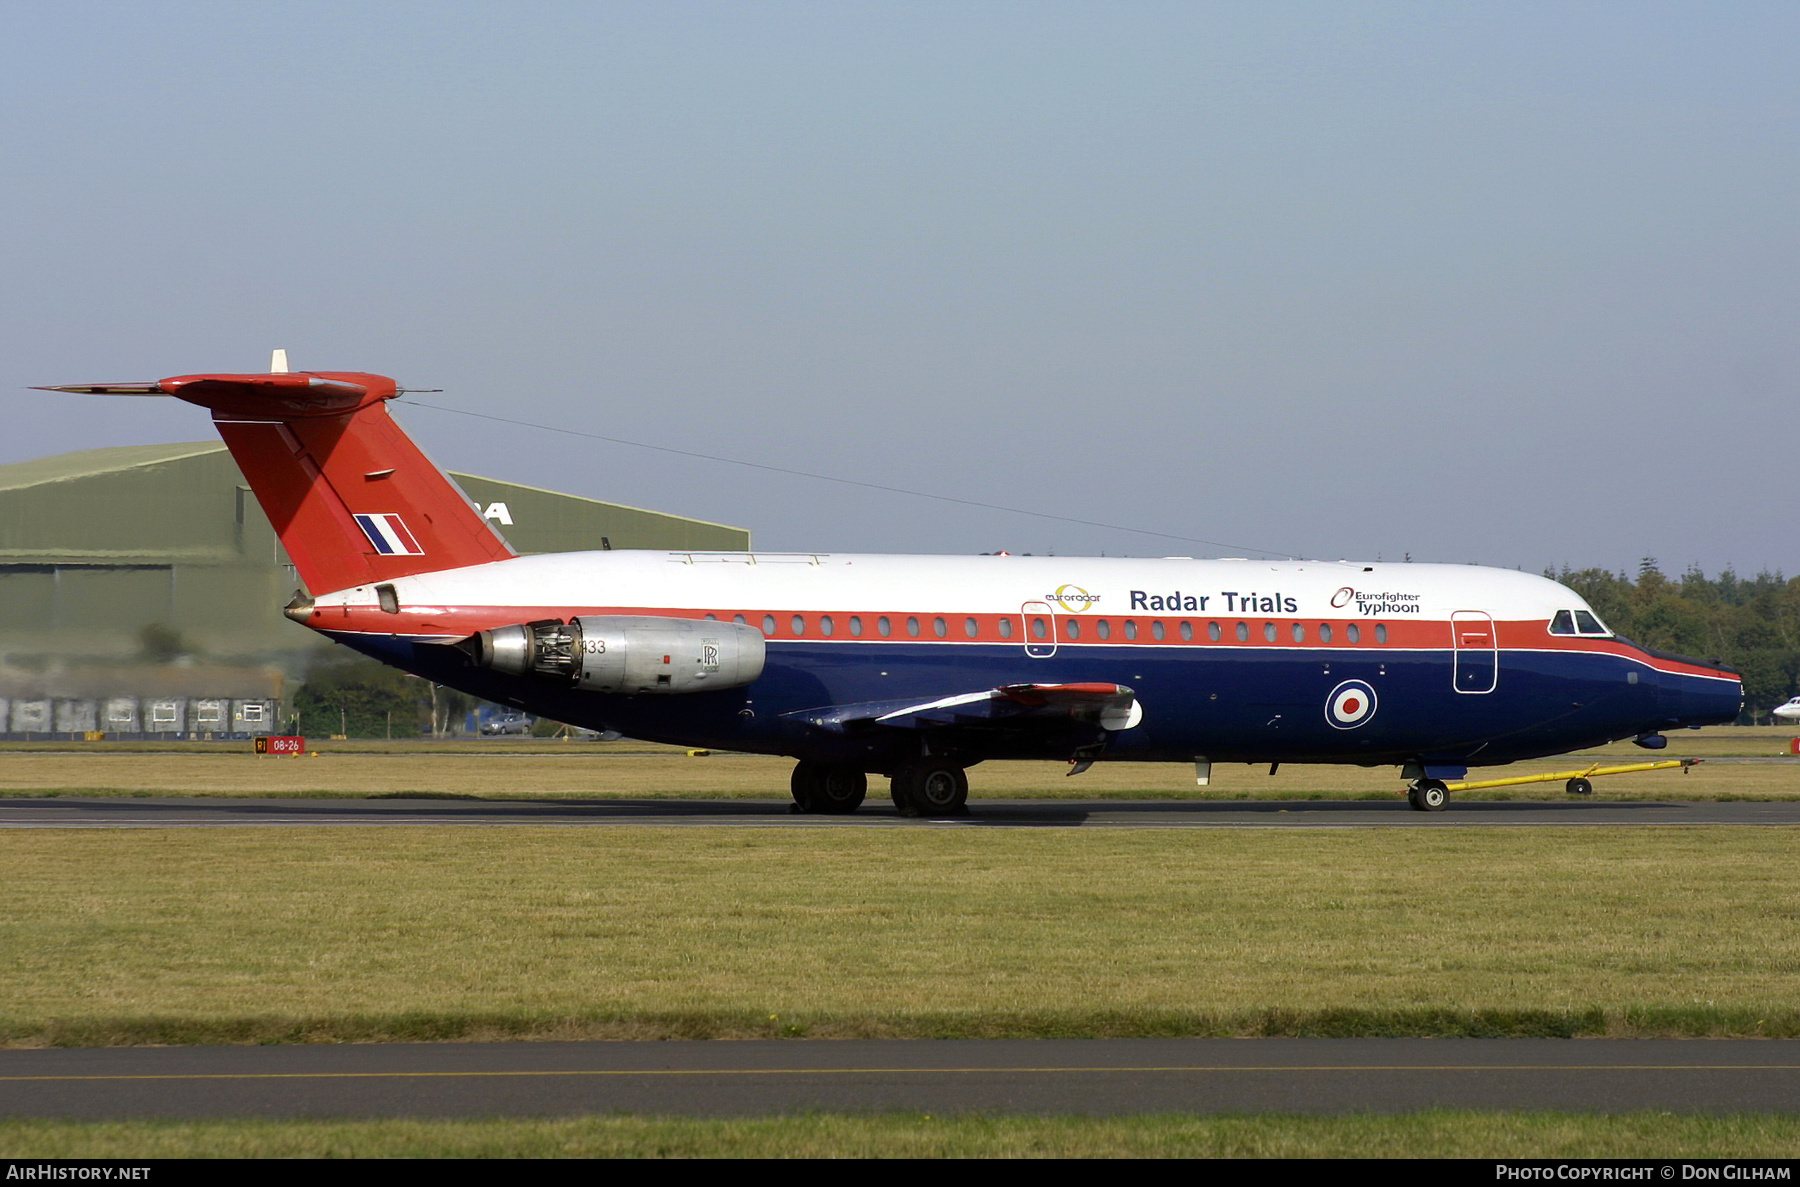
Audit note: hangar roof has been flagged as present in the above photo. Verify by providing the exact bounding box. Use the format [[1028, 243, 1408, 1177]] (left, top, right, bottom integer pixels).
[[0, 441, 749, 560], [0, 442, 225, 493]]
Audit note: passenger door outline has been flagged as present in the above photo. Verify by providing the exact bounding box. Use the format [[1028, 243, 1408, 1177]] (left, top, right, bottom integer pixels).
[[1452, 610, 1498, 694]]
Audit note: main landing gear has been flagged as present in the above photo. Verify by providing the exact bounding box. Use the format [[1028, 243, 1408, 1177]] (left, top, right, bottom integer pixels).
[[788, 760, 973, 816], [1407, 779, 1449, 812], [790, 761, 867, 814], [889, 761, 970, 817]]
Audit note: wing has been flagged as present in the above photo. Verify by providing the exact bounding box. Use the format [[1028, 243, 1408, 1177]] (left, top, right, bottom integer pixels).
[[792, 682, 1142, 734]]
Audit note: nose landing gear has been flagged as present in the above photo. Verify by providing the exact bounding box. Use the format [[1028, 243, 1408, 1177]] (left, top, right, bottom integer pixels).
[[1407, 779, 1450, 812]]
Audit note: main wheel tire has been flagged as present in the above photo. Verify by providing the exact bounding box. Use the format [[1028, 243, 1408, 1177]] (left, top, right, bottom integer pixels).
[[790, 762, 822, 812], [1566, 777, 1593, 796], [792, 762, 867, 813], [1413, 778, 1449, 812], [892, 763, 968, 816], [813, 765, 868, 814]]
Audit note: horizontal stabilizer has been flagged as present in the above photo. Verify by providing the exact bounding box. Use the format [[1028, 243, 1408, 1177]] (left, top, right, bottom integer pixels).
[[32, 383, 166, 395], [35, 373, 370, 411]]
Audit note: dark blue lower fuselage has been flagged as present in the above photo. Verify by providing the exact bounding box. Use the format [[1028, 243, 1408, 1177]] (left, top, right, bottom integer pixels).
[[339, 633, 1740, 773]]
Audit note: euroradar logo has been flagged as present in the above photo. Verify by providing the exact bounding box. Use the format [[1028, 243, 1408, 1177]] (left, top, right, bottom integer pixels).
[[1047, 584, 1102, 613]]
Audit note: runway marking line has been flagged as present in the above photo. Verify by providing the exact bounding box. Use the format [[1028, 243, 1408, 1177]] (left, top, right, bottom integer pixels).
[[3, 1065, 1797, 1082]]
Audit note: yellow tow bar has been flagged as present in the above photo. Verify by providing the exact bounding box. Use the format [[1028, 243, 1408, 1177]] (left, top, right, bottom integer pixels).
[[1444, 758, 1701, 794]]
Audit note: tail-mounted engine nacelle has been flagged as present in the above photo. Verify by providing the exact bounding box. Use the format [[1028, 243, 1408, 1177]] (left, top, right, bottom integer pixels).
[[471, 615, 766, 695]]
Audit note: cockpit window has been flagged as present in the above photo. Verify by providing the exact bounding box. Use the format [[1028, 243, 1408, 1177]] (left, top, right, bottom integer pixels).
[[1573, 610, 1609, 636], [1549, 610, 1576, 635]]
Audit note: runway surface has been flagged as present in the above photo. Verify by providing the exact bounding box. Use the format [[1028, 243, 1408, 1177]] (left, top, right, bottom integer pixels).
[[2, 795, 1799, 828], [1, 1039, 1795, 1117]]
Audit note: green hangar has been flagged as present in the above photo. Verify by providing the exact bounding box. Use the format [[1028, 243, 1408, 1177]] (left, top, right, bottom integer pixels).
[[0, 441, 747, 737]]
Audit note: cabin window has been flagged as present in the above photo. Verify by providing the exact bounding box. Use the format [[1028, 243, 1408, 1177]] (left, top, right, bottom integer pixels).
[[1031, 616, 1049, 640], [878, 616, 892, 637], [1263, 622, 1277, 642], [1067, 619, 1081, 640], [763, 615, 777, 636], [1574, 610, 1609, 636], [1292, 622, 1305, 643], [1124, 620, 1138, 640], [999, 618, 1013, 639], [1549, 610, 1577, 636], [791, 615, 805, 636], [1236, 621, 1249, 642], [1319, 622, 1333, 643], [933, 616, 947, 638], [820, 615, 833, 636], [1097, 619, 1111, 640], [1151, 621, 1165, 641], [733, 614, 746, 626], [703, 613, 717, 621], [1375, 623, 1388, 644], [964, 617, 978, 638], [907, 616, 921, 637], [1346, 623, 1360, 643], [1180, 621, 1193, 641], [849, 616, 863, 636], [1208, 621, 1221, 642]]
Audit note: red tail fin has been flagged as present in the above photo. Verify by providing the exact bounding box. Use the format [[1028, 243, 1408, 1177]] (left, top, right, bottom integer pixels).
[[158, 371, 516, 594]]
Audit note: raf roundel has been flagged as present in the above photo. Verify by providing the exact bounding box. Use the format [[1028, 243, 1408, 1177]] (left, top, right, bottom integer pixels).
[[1326, 679, 1378, 730]]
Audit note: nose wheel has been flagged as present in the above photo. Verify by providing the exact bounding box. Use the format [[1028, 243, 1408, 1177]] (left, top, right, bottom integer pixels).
[[1407, 779, 1449, 812]]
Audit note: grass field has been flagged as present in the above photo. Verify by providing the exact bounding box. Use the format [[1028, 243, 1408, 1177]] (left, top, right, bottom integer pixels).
[[2, 826, 1796, 1045], [4, 1112, 1799, 1158], [1, 738, 1797, 800]]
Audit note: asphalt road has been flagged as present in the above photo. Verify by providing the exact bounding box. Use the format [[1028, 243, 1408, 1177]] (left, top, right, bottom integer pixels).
[[1, 1039, 1794, 1118], [3, 795, 1800, 828]]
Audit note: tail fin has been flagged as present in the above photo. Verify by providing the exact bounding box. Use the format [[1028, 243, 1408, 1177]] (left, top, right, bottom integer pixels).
[[150, 368, 514, 594]]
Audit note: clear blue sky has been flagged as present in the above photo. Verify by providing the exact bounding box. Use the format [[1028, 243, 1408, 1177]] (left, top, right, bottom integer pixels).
[[4, 2, 1795, 574]]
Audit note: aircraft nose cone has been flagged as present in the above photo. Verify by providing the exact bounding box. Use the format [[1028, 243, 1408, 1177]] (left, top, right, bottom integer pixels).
[[1656, 662, 1742, 728]]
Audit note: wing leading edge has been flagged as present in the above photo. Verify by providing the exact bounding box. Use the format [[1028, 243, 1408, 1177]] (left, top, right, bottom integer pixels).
[[793, 682, 1142, 734]]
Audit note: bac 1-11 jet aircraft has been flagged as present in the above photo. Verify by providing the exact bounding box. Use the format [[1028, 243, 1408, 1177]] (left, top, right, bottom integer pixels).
[[39, 363, 1743, 813]]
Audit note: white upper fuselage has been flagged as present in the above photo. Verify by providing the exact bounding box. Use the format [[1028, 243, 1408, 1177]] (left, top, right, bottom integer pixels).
[[307, 552, 1586, 642]]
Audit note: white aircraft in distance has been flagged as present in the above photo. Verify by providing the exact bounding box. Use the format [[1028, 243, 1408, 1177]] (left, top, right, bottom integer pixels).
[[1771, 696, 1800, 722], [38, 357, 1743, 813]]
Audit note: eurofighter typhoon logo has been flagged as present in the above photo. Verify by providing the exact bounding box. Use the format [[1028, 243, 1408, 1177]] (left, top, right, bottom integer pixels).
[[1330, 587, 1421, 615]]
